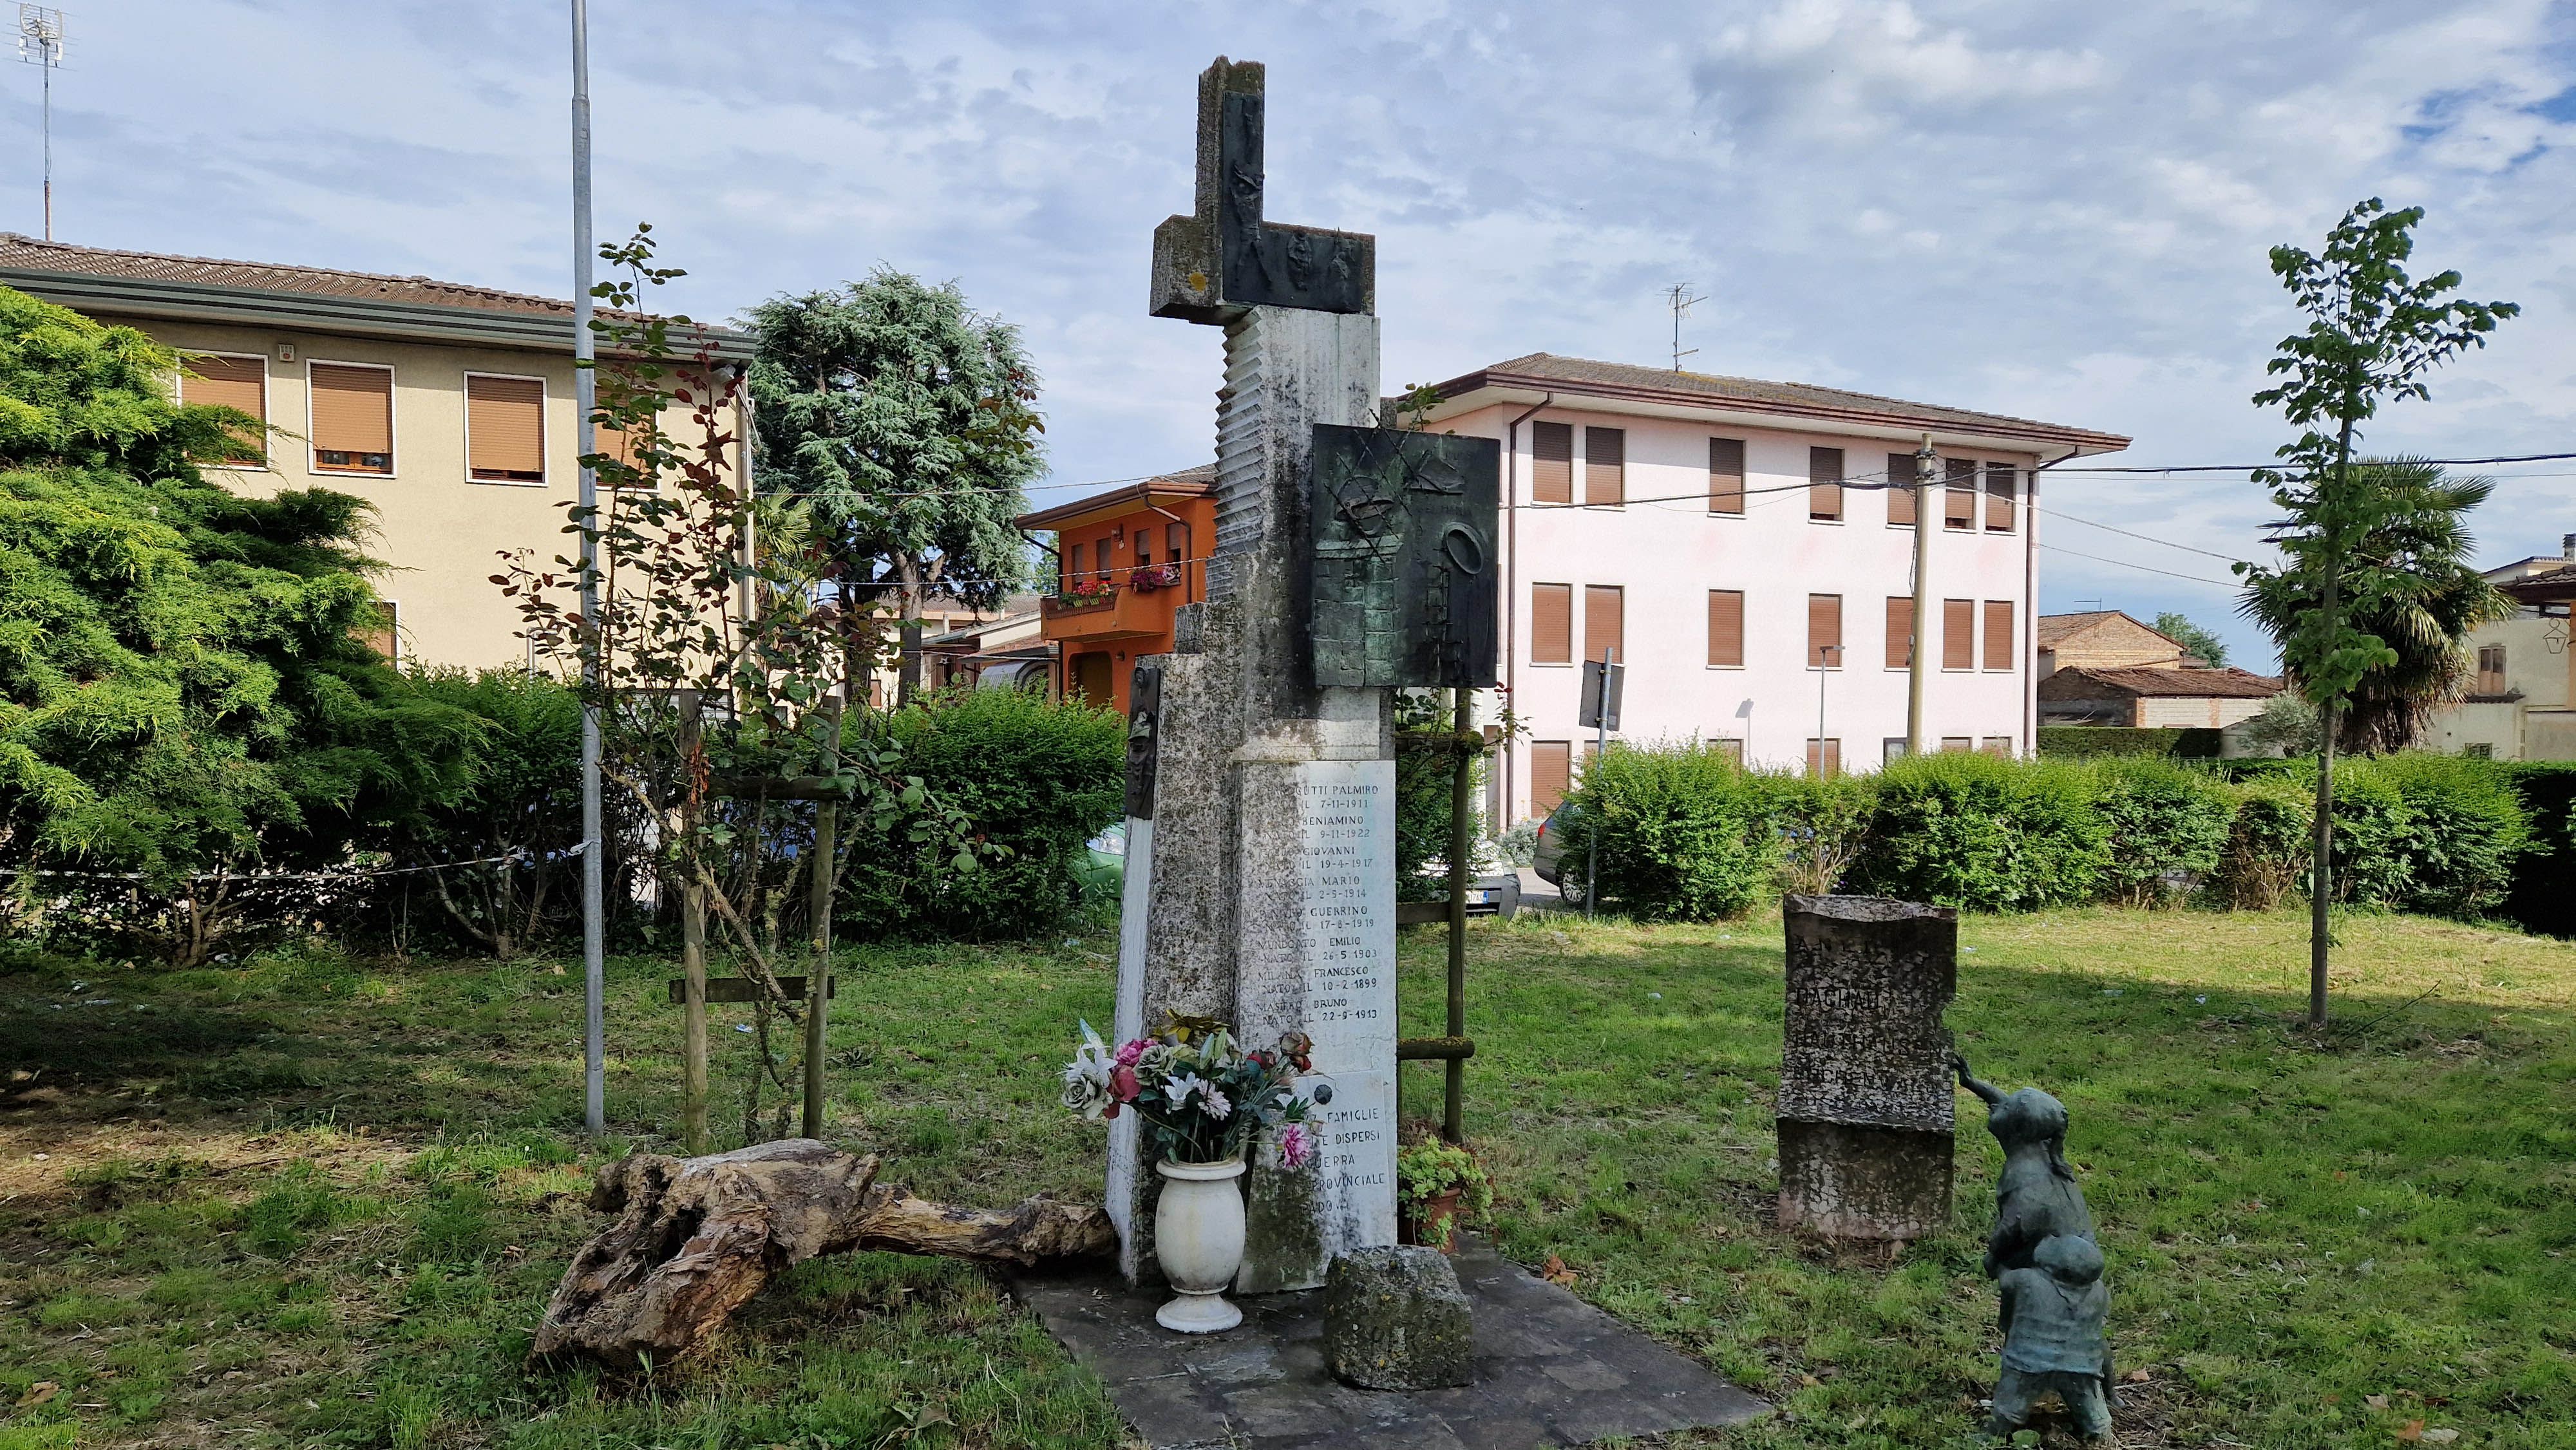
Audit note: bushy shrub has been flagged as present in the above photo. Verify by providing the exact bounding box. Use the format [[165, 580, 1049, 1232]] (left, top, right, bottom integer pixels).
[[2358, 754, 2530, 919], [2092, 758, 2236, 906], [2213, 776, 2311, 910], [1394, 693, 1478, 901], [836, 687, 1124, 939], [1558, 741, 1777, 921], [1771, 771, 1877, 898], [2499, 763, 2576, 938], [2038, 726, 2221, 759], [1854, 752, 2108, 910]]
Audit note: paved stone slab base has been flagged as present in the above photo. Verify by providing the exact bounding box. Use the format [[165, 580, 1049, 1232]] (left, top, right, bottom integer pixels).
[[1012, 1236, 1767, 1449]]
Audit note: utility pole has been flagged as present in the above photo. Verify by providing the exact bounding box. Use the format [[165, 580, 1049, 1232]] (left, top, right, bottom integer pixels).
[[570, 0, 605, 1136], [15, 6, 64, 241], [1665, 284, 1706, 373], [1906, 434, 1937, 757], [1815, 644, 1840, 777]]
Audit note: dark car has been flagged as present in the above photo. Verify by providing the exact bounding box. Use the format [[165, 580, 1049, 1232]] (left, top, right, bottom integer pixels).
[[1531, 800, 1586, 907]]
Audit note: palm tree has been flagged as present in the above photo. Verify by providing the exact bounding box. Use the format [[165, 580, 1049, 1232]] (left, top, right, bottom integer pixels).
[[2242, 459, 2515, 755]]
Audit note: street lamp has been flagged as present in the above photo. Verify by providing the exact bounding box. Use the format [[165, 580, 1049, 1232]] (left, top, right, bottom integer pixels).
[[1813, 643, 1841, 777]]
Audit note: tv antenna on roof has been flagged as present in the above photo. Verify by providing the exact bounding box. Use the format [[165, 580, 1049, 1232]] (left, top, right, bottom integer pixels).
[[15, 5, 64, 241], [1665, 283, 1707, 372]]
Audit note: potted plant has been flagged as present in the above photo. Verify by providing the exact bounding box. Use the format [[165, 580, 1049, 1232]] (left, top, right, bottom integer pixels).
[[1396, 1140, 1493, 1253], [1063, 1019, 1328, 1333]]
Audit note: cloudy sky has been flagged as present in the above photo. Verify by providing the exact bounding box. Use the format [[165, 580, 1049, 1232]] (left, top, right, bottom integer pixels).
[[13, 0, 2575, 666]]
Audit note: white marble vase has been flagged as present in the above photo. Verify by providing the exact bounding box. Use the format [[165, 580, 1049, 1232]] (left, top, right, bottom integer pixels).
[[1153, 1158, 1246, 1332]]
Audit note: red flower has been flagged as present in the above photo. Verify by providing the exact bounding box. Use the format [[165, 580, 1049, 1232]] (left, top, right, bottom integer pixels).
[[1110, 1065, 1141, 1102]]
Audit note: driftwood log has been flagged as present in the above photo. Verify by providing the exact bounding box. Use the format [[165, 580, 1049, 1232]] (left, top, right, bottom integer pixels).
[[529, 1138, 1114, 1370]]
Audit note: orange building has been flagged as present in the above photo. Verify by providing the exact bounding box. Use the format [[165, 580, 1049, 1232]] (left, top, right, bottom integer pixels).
[[1017, 466, 1215, 713]]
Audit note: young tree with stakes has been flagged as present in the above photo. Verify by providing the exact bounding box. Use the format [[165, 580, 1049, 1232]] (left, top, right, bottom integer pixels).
[[746, 274, 1043, 708], [2237, 198, 2515, 1028]]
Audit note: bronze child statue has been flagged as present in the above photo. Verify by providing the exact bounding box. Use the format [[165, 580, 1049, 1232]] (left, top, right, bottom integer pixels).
[[1993, 1234, 2114, 1440], [1957, 1055, 2113, 1442]]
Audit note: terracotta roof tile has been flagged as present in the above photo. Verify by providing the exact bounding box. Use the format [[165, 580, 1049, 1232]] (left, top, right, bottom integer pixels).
[[0, 232, 592, 319], [2045, 666, 2284, 700]]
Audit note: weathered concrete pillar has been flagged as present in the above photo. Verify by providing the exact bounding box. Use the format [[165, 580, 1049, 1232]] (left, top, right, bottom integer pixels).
[[1775, 894, 1958, 1240]]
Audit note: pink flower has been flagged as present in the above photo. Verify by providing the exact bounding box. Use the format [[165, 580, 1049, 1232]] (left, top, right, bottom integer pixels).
[[1114, 1038, 1148, 1068], [1109, 1065, 1141, 1102], [1279, 1124, 1314, 1169]]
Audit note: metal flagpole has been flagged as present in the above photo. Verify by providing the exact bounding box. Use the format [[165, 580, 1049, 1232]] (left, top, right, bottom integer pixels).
[[571, 0, 605, 1136]]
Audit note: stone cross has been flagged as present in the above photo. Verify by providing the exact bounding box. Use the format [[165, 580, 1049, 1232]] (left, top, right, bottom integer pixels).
[[1108, 57, 1397, 1294]]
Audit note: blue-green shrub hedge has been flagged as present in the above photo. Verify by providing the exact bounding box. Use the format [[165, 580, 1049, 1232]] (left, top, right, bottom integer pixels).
[[1557, 742, 1779, 921], [1852, 753, 2110, 911]]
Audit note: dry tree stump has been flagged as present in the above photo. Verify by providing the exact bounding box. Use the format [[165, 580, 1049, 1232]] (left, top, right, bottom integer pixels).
[[529, 1138, 1114, 1370]]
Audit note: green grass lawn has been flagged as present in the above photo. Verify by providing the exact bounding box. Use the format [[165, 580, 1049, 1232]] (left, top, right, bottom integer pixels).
[[3, 906, 2572, 1449]]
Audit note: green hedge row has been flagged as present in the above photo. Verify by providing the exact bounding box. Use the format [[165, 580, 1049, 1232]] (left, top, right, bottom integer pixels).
[[1557, 746, 2553, 928], [2037, 726, 2222, 758]]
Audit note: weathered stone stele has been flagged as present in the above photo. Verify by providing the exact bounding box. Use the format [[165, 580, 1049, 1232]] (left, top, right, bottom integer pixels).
[[1775, 894, 1959, 1240], [1108, 55, 1399, 1294], [1322, 1245, 1475, 1390]]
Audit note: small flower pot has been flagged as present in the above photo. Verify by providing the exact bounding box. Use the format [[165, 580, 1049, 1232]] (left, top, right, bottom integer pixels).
[[1153, 1157, 1246, 1333], [1402, 1189, 1464, 1253]]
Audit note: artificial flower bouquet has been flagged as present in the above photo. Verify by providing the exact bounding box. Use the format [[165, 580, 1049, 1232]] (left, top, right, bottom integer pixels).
[[1063, 1017, 1331, 1167]]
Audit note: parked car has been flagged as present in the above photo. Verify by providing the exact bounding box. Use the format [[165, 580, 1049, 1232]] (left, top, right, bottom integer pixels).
[[1531, 801, 1586, 907], [1072, 822, 1126, 903]]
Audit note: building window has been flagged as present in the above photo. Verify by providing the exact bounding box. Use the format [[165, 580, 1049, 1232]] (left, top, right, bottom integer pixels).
[[1714, 738, 1744, 764], [1532, 421, 1573, 505], [1943, 598, 1975, 670], [1585, 426, 1625, 506], [1709, 437, 1746, 515], [1707, 589, 1745, 668], [181, 353, 268, 466], [2476, 645, 2507, 695], [310, 361, 394, 475], [1885, 451, 1917, 528], [466, 373, 545, 483], [1808, 447, 1844, 522], [2465, 742, 2495, 759], [1884, 737, 1909, 765], [1530, 740, 1572, 814], [1063, 541, 1083, 587], [1944, 457, 1976, 530], [1885, 596, 1914, 670], [1531, 583, 1573, 664], [1985, 462, 2017, 532], [1984, 599, 2015, 671], [1940, 736, 1973, 753], [1167, 520, 1189, 563], [1980, 736, 2014, 757], [1134, 531, 1153, 566], [1808, 593, 1842, 668], [1806, 737, 1842, 778], [359, 599, 399, 663], [1584, 584, 1625, 665]]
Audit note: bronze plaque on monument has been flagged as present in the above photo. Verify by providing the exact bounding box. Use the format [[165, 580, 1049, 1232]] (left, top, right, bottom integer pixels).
[[1307, 424, 1500, 689]]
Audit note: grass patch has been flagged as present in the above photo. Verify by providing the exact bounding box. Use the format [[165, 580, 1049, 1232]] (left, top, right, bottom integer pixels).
[[0, 909, 2570, 1446]]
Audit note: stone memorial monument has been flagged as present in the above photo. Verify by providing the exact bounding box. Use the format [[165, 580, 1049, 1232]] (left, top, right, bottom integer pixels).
[[1108, 56, 1406, 1295], [1775, 894, 1960, 1241]]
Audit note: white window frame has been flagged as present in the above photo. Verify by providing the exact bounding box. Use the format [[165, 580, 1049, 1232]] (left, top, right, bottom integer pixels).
[[175, 350, 272, 473], [307, 358, 398, 479], [461, 370, 551, 488]]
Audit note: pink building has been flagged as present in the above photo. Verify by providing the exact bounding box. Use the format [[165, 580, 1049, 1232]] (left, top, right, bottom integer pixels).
[[1408, 355, 2129, 823]]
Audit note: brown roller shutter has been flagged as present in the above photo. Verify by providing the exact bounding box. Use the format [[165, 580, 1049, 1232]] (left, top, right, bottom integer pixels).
[[1985, 462, 2016, 531], [1716, 738, 1744, 764], [467, 375, 545, 482], [1530, 741, 1571, 815], [1807, 592, 1842, 666], [1584, 426, 1625, 505], [182, 354, 267, 463], [1709, 437, 1745, 514], [1984, 599, 2014, 670], [310, 362, 393, 473], [1981, 736, 2014, 757], [1531, 583, 1573, 663], [1532, 422, 1573, 505], [1885, 451, 1917, 526], [1944, 598, 1975, 670], [1808, 447, 1843, 521], [1940, 736, 1973, 753], [1885, 596, 1913, 670], [1944, 457, 1976, 529], [1805, 738, 1841, 778], [1706, 589, 1744, 668], [1584, 585, 1624, 664]]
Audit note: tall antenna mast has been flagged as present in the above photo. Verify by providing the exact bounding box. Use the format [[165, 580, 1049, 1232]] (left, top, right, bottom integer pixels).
[[15, 5, 64, 241], [1665, 282, 1707, 372]]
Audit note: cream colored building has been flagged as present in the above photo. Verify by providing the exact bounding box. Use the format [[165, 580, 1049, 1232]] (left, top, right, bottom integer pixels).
[[2426, 541, 2576, 761], [0, 233, 752, 672]]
